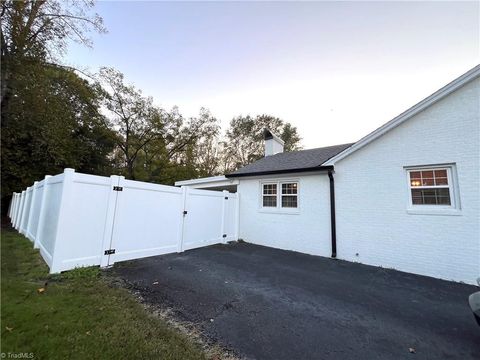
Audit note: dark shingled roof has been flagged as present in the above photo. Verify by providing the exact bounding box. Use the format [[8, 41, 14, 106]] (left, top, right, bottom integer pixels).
[[227, 143, 354, 177]]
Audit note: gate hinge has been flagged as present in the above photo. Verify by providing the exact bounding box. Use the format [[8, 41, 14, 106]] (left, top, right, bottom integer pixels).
[[183, 210, 188, 215], [222, 234, 227, 238], [104, 249, 115, 255], [224, 197, 228, 200], [113, 186, 123, 191]]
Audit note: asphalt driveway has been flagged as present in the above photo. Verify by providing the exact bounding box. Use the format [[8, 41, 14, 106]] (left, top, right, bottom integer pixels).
[[111, 242, 479, 360]]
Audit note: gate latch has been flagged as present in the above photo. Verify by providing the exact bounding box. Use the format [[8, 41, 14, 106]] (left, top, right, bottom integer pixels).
[[183, 210, 188, 216], [113, 186, 123, 191], [104, 249, 115, 255]]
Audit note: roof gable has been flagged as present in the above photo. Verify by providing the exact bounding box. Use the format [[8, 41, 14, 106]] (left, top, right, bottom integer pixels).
[[324, 64, 480, 165]]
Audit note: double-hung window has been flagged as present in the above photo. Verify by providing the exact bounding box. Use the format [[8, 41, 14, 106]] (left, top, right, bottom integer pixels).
[[262, 183, 277, 207], [261, 181, 299, 210], [406, 165, 459, 213], [281, 183, 298, 208]]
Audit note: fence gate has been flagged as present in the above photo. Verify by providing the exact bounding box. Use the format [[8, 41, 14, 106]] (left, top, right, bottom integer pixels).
[[182, 188, 228, 251], [103, 178, 238, 268]]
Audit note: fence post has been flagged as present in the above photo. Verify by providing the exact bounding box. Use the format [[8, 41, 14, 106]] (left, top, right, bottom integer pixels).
[[100, 175, 122, 268], [34, 175, 51, 249], [221, 190, 228, 243], [26, 181, 39, 241], [234, 193, 240, 241], [177, 186, 188, 253], [50, 168, 76, 273]]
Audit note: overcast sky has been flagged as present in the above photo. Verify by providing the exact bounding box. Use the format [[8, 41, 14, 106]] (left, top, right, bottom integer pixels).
[[66, 1, 479, 149]]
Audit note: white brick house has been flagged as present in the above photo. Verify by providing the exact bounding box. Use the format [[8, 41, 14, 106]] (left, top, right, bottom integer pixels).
[[176, 66, 480, 284]]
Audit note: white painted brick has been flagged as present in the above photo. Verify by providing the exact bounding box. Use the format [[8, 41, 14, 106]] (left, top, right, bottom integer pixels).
[[237, 77, 479, 284], [334, 78, 479, 284]]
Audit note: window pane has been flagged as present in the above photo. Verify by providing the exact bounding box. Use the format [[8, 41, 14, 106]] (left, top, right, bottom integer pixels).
[[411, 189, 423, 204], [434, 169, 447, 178], [410, 178, 422, 187], [422, 170, 434, 178], [422, 177, 435, 186], [263, 184, 277, 195], [263, 195, 277, 207], [281, 195, 297, 208], [422, 189, 437, 204], [410, 171, 421, 179], [411, 188, 451, 205], [435, 177, 448, 185], [282, 183, 298, 194], [410, 168, 449, 187], [436, 188, 451, 205]]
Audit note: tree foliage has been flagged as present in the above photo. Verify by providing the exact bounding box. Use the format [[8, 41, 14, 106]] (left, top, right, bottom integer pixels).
[[1, 63, 116, 198], [1, 0, 110, 210], [222, 115, 302, 172], [1, 0, 106, 122]]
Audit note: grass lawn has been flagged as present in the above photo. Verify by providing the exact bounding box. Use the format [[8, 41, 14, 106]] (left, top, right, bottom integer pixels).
[[1, 226, 207, 360]]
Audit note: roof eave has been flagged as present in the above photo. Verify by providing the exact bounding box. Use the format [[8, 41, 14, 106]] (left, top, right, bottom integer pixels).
[[226, 165, 334, 178]]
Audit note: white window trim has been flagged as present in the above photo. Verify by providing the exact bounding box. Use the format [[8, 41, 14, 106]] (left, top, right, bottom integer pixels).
[[259, 179, 300, 214], [405, 164, 461, 216]]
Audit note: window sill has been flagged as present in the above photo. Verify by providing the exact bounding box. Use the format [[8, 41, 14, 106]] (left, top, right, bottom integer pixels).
[[406, 208, 462, 216], [259, 208, 300, 215]]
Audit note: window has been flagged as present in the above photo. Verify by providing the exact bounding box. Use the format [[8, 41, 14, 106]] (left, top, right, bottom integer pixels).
[[261, 181, 299, 210], [281, 183, 298, 208], [406, 166, 459, 212], [262, 183, 277, 207]]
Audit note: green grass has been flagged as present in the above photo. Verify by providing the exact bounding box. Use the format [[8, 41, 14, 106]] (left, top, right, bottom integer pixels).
[[1, 227, 207, 360]]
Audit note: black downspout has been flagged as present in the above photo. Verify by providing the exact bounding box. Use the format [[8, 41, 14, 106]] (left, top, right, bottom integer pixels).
[[328, 170, 337, 258]]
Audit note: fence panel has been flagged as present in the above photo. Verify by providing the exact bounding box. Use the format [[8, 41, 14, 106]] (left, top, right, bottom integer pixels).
[[27, 181, 44, 242], [20, 186, 33, 237], [49, 172, 115, 273], [36, 173, 64, 267], [10, 168, 239, 273], [14, 191, 25, 230]]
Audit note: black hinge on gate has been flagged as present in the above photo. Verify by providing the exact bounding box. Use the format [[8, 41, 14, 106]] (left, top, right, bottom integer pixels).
[[224, 197, 228, 200], [183, 210, 188, 215], [113, 186, 123, 191], [222, 234, 227, 238], [104, 249, 115, 255]]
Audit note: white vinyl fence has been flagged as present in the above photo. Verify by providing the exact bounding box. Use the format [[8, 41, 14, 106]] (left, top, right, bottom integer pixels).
[[8, 169, 239, 273]]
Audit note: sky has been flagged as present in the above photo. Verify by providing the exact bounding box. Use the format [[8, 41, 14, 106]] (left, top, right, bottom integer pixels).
[[66, 1, 479, 149]]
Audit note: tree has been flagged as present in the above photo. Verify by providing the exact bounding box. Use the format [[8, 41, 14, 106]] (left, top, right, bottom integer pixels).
[[1, 0, 108, 212], [222, 114, 302, 172], [137, 108, 221, 184], [96, 67, 167, 180], [1, 0, 106, 124], [1, 64, 116, 200]]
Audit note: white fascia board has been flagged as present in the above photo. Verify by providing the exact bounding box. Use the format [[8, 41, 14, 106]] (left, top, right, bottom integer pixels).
[[175, 175, 239, 187], [324, 64, 480, 166]]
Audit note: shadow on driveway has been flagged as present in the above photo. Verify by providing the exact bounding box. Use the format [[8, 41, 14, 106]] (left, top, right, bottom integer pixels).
[[111, 242, 480, 360]]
